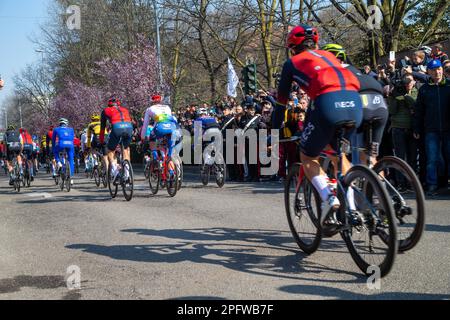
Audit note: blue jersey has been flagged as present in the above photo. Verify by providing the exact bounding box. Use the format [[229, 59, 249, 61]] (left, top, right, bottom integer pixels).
[[196, 117, 219, 130], [52, 126, 75, 149]]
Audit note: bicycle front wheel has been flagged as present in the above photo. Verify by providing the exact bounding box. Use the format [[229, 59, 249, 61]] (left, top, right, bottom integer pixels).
[[122, 160, 134, 202], [341, 165, 398, 278], [93, 166, 101, 187], [107, 164, 118, 199], [373, 156, 425, 252], [285, 163, 322, 254]]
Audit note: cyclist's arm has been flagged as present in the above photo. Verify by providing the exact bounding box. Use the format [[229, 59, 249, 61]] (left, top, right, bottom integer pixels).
[[273, 60, 294, 129], [99, 111, 107, 144], [52, 130, 57, 153], [141, 109, 151, 141], [86, 125, 92, 149]]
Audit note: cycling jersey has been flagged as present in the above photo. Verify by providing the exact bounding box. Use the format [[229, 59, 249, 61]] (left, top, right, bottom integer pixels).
[[274, 49, 360, 129], [5, 130, 24, 161], [87, 121, 102, 148], [100, 106, 132, 143], [141, 104, 174, 140], [52, 126, 75, 175], [275, 49, 363, 157]]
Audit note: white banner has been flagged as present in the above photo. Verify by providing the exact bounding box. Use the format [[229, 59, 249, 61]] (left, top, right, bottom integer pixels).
[[227, 58, 239, 98]]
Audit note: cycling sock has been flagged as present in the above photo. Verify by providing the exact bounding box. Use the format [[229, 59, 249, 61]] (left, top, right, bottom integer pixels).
[[311, 175, 332, 202], [347, 186, 357, 211]]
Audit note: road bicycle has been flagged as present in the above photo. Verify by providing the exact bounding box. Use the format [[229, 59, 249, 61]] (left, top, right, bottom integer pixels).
[[324, 118, 425, 252], [22, 152, 32, 188], [11, 156, 23, 193], [92, 150, 107, 188], [148, 135, 179, 197], [107, 136, 134, 201], [200, 143, 226, 188], [285, 120, 398, 277], [57, 150, 72, 192]]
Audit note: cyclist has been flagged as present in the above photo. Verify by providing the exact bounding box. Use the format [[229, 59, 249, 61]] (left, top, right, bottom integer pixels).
[[195, 107, 222, 165], [52, 118, 75, 185], [141, 95, 178, 166], [46, 125, 56, 177], [32, 135, 40, 174], [19, 128, 35, 181], [322, 44, 388, 169], [273, 25, 363, 226], [4, 125, 24, 185], [100, 98, 133, 181], [86, 114, 102, 167]]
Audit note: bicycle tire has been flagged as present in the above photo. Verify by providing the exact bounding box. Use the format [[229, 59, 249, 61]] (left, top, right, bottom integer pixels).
[[285, 163, 322, 254], [122, 160, 134, 202], [107, 164, 118, 199], [167, 164, 178, 197], [215, 153, 226, 188], [65, 161, 71, 192], [101, 160, 108, 188], [148, 160, 160, 195], [373, 156, 425, 252], [201, 165, 210, 186], [93, 166, 101, 187], [341, 165, 398, 278], [173, 154, 183, 191]]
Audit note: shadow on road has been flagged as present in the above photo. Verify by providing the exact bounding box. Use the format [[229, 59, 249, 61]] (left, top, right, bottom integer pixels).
[[278, 284, 450, 300], [66, 227, 365, 285]]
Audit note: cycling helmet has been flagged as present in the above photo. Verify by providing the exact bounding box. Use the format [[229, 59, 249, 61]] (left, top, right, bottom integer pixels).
[[286, 24, 319, 49], [151, 94, 162, 103], [91, 114, 101, 122], [420, 46, 432, 55], [59, 118, 69, 126], [7, 125, 15, 131], [108, 98, 120, 107], [198, 108, 208, 116], [322, 43, 347, 62]]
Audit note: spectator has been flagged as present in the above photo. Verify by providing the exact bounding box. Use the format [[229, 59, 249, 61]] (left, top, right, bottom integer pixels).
[[431, 43, 449, 64], [0, 75, 4, 90], [444, 60, 450, 79], [298, 98, 309, 111], [363, 65, 378, 78], [388, 74, 419, 189], [413, 59, 450, 196]]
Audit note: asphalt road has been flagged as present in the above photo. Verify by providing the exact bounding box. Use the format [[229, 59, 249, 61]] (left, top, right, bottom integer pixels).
[[0, 166, 449, 300]]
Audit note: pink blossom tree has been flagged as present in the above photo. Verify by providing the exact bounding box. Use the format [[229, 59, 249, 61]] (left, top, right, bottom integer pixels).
[[96, 36, 163, 115]]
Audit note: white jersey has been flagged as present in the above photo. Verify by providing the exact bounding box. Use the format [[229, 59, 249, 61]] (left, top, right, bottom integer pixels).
[[141, 104, 173, 140]]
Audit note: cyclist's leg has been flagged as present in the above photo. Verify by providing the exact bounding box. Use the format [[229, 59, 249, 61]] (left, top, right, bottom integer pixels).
[[67, 146, 75, 176], [300, 91, 362, 212], [357, 92, 388, 167]]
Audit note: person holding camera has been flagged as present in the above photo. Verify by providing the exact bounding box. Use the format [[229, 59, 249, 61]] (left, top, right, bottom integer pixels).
[[413, 59, 450, 196], [388, 74, 419, 186]]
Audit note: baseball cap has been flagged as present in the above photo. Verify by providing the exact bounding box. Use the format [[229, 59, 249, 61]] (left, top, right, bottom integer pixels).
[[427, 59, 442, 70]]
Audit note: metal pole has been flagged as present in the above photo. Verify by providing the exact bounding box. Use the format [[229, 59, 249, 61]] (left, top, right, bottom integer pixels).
[[152, 0, 164, 92], [18, 102, 23, 128]]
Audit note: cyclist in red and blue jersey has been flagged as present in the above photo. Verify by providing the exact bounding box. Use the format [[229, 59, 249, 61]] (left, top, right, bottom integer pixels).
[[100, 98, 134, 179], [273, 25, 363, 226]]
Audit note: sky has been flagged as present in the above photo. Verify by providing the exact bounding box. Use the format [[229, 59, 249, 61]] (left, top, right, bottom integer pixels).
[[0, 0, 52, 128]]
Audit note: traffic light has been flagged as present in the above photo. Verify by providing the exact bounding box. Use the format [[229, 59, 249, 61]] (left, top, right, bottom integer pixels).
[[242, 64, 257, 95], [247, 63, 257, 93]]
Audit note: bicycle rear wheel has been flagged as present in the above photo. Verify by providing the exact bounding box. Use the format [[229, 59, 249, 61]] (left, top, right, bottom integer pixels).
[[215, 153, 226, 188], [201, 165, 210, 186], [373, 156, 425, 252], [148, 160, 160, 195], [65, 158, 71, 192], [101, 160, 108, 188], [122, 160, 134, 202], [285, 163, 322, 254], [341, 165, 398, 278], [167, 163, 179, 198]]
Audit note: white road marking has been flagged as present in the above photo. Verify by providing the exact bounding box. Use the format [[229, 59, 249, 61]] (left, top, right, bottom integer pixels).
[[26, 193, 53, 199]]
